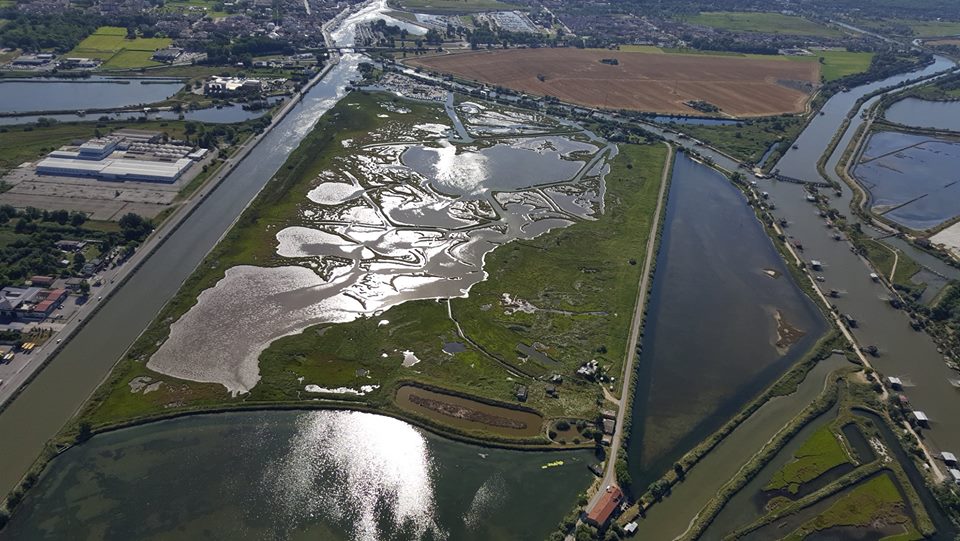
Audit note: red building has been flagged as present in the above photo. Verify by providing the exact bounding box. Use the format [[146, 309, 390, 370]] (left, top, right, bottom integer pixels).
[[586, 485, 623, 526]]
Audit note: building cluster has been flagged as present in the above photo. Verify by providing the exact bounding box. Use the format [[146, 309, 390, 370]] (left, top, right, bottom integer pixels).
[[0, 285, 68, 322], [203, 76, 263, 96], [35, 129, 204, 184], [377, 72, 447, 102], [480, 11, 541, 34]]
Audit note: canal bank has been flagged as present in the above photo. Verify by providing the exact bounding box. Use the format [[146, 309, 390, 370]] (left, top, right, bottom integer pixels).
[[0, 48, 363, 502]]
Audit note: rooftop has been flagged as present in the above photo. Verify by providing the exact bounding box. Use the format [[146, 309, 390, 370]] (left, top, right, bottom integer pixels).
[[586, 485, 623, 526]]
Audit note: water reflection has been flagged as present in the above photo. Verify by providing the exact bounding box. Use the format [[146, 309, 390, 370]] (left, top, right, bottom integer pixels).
[[268, 411, 441, 541], [0, 410, 594, 541]]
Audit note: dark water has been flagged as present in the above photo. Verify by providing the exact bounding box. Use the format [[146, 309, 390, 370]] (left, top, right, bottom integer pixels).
[[0, 78, 184, 113], [650, 115, 738, 126], [853, 131, 960, 230], [884, 97, 960, 132], [0, 98, 281, 126], [0, 410, 593, 541], [627, 153, 828, 488]]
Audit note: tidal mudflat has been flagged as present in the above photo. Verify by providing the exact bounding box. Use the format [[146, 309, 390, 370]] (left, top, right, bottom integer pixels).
[[853, 131, 960, 231], [147, 92, 610, 395]]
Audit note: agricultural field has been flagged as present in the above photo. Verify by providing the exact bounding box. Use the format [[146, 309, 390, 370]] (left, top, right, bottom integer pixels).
[[67, 26, 172, 70], [390, 0, 517, 14], [764, 424, 851, 494], [409, 48, 820, 117], [685, 11, 844, 38]]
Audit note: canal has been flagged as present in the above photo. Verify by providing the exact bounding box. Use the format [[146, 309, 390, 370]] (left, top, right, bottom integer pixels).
[[0, 52, 363, 498], [626, 153, 829, 489]]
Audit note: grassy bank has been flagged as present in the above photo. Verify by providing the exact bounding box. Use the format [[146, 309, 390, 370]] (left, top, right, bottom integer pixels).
[[675, 115, 806, 164]]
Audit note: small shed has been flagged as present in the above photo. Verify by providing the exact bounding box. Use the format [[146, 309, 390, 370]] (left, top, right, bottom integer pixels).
[[887, 377, 903, 390], [912, 410, 930, 428], [942, 451, 958, 466], [603, 419, 616, 435], [950, 468, 960, 485]]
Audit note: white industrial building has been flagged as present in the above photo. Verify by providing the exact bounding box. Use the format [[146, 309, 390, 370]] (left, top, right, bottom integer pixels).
[[35, 132, 200, 183]]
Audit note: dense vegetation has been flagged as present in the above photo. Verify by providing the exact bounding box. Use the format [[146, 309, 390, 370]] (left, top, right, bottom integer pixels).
[[0, 13, 101, 52]]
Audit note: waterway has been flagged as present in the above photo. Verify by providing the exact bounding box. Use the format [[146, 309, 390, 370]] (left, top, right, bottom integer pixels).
[[627, 153, 828, 488], [0, 410, 593, 541], [0, 77, 184, 113], [0, 50, 362, 498], [0, 98, 282, 126], [0, 3, 600, 535], [884, 97, 960, 132], [632, 54, 960, 466]]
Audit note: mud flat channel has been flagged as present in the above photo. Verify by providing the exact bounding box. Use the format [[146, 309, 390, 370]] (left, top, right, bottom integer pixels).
[[395, 385, 544, 438]]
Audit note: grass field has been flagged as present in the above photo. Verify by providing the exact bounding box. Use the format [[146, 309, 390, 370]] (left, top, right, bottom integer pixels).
[[795, 50, 875, 82], [782, 473, 920, 541], [765, 424, 851, 494], [161, 0, 228, 17], [67, 26, 171, 70], [392, 0, 517, 14], [673, 115, 805, 165], [0, 121, 193, 174], [77, 92, 668, 436], [685, 12, 844, 38]]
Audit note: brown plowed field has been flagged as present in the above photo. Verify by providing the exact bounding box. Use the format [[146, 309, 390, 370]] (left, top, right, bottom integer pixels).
[[408, 48, 820, 117]]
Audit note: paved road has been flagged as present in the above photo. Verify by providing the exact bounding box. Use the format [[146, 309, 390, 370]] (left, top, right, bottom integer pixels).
[[586, 143, 674, 515]]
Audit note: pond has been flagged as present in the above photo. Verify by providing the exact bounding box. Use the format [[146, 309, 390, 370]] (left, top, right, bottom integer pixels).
[[0, 77, 184, 114], [853, 131, 960, 230], [0, 410, 594, 541], [627, 153, 828, 488], [884, 97, 960, 133]]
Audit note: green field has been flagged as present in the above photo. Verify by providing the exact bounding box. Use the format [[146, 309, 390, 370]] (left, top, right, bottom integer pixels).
[[686, 12, 843, 38], [392, 0, 518, 14], [782, 473, 920, 541], [904, 19, 960, 37], [765, 424, 851, 494], [793, 50, 875, 82], [77, 92, 668, 437], [161, 0, 228, 18], [67, 26, 171, 69], [674, 115, 805, 165]]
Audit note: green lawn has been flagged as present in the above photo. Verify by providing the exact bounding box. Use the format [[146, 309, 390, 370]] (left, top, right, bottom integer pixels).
[[782, 473, 920, 541], [392, 0, 518, 14], [67, 26, 172, 69], [789, 50, 875, 82], [0, 121, 190, 173], [765, 424, 852, 494], [905, 19, 960, 37], [685, 12, 843, 38]]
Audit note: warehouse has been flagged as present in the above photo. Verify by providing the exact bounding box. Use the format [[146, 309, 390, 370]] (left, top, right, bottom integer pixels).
[[36, 156, 193, 183]]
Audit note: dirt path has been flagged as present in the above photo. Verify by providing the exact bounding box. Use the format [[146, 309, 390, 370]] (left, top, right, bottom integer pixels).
[[586, 142, 674, 515]]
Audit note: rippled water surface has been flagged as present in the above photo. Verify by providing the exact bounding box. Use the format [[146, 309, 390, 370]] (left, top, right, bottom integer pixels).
[[0, 410, 594, 541]]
